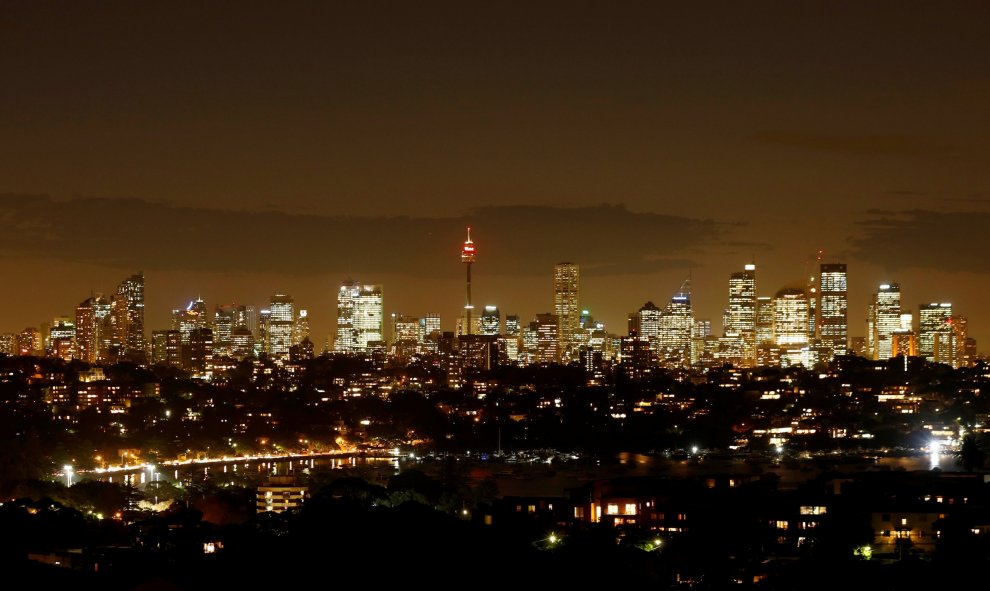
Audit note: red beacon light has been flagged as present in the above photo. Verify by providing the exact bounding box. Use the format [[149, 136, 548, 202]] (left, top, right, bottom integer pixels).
[[461, 227, 476, 263]]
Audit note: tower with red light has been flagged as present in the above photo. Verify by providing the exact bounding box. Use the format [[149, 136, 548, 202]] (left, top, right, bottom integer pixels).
[[461, 227, 476, 335]]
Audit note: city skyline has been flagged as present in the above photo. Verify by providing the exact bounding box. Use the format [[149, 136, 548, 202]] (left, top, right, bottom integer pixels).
[[1, 254, 979, 366], [1, 2, 989, 351]]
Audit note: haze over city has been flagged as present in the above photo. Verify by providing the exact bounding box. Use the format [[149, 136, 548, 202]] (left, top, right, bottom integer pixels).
[[1, 1, 988, 347]]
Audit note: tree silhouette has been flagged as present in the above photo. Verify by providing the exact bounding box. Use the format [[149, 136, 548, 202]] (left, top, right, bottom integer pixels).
[[955, 434, 986, 472]]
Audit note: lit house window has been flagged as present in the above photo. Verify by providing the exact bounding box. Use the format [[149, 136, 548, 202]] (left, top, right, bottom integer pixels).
[[625, 504, 637, 515], [774, 521, 789, 530], [800, 506, 827, 515], [607, 504, 619, 515]]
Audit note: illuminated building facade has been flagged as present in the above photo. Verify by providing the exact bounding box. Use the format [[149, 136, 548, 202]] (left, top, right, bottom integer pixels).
[[690, 319, 711, 365], [172, 297, 208, 345], [501, 314, 521, 363], [113, 272, 146, 362], [18, 327, 41, 356], [184, 327, 214, 375], [637, 301, 661, 349], [919, 302, 953, 362], [151, 329, 182, 367], [231, 326, 255, 360], [727, 264, 757, 366], [293, 309, 310, 345], [657, 291, 692, 367], [818, 263, 848, 358], [391, 314, 421, 362], [48, 317, 75, 361], [213, 304, 251, 358], [75, 294, 110, 364], [334, 281, 384, 354], [418, 313, 441, 353], [481, 305, 501, 336], [534, 313, 559, 364], [553, 262, 580, 361], [267, 294, 295, 362], [755, 296, 774, 347], [773, 287, 809, 347], [870, 283, 901, 360], [0, 333, 14, 356]]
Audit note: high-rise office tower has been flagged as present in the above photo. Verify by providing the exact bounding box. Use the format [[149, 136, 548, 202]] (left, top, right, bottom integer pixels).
[[945, 314, 969, 368], [553, 262, 580, 361], [501, 313, 521, 363], [637, 301, 661, 347], [114, 272, 146, 362], [755, 296, 774, 346], [418, 313, 441, 352], [267, 294, 295, 362], [870, 283, 901, 360], [772, 287, 809, 347], [334, 281, 384, 354], [75, 294, 110, 364], [919, 302, 953, 362], [533, 313, 559, 364], [806, 263, 819, 342], [727, 264, 757, 366], [293, 309, 310, 344], [213, 303, 251, 358], [690, 319, 712, 366], [657, 290, 693, 366], [172, 297, 209, 345], [48, 316, 75, 361], [480, 305, 501, 336], [461, 227, 476, 336], [818, 263, 848, 358]]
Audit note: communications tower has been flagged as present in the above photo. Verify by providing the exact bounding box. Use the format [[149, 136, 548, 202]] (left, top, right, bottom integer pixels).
[[461, 227, 476, 335]]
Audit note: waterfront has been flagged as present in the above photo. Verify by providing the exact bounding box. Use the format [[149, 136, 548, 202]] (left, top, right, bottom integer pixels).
[[85, 446, 973, 499]]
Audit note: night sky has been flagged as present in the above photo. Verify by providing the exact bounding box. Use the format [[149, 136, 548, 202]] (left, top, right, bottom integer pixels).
[[2, 1, 989, 348]]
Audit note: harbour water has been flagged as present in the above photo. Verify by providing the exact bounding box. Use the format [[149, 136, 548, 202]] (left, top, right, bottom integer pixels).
[[89, 448, 970, 498]]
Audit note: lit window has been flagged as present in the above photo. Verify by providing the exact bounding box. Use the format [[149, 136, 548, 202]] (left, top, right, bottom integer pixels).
[[774, 521, 789, 530], [901, 518, 908, 526], [606, 504, 619, 515], [625, 503, 637, 515]]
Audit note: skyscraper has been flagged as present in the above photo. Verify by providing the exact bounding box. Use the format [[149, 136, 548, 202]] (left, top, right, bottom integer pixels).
[[213, 303, 251, 358], [773, 287, 809, 347], [657, 289, 693, 367], [172, 297, 208, 345], [553, 262, 580, 361], [480, 305, 501, 336], [48, 316, 75, 361], [818, 263, 848, 358], [727, 264, 757, 366], [334, 281, 384, 354], [919, 302, 953, 362], [533, 313, 559, 364], [637, 301, 661, 346], [755, 296, 774, 346], [267, 294, 295, 362], [870, 283, 901, 360], [112, 272, 146, 362], [75, 294, 110, 364]]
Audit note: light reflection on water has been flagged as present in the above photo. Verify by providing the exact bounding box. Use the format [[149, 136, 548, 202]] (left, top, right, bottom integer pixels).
[[93, 450, 963, 496]]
